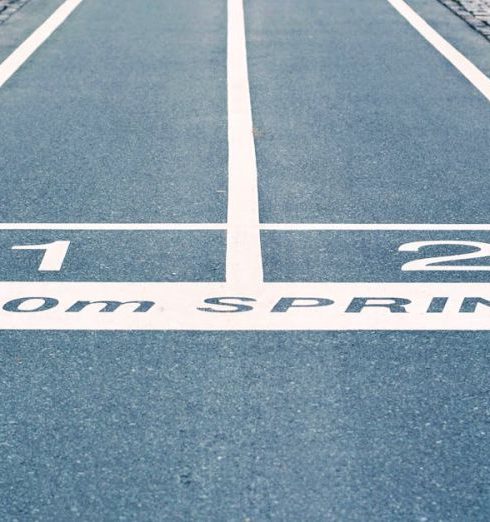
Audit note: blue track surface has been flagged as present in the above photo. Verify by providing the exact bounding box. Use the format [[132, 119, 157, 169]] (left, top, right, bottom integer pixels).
[[247, 0, 490, 223], [0, 0, 227, 222], [1, 0, 490, 520]]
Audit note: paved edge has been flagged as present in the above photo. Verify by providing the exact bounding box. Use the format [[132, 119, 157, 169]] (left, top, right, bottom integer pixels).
[[436, 0, 490, 40], [0, 0, 32, 25]]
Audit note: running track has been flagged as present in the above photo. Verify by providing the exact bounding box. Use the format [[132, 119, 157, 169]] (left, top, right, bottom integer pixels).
[[1, 0, 490, 519]]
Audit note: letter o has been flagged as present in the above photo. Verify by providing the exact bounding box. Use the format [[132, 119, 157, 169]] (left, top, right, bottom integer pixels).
[[3, 297, 59, 312]]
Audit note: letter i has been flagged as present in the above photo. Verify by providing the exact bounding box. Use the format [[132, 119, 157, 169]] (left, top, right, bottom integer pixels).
[[427, 297, 448, 314]]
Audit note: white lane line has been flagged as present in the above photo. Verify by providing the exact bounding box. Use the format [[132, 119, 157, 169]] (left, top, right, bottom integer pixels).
[[261, 224, 490, 231], [226, 0, 263, 287], [2, 223, 490, 231], [387, 0, 490, 102], [0, 223, 226, 230], [0, 0, 84, 88]]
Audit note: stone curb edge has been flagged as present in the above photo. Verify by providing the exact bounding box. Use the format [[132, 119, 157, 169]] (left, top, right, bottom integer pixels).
[[436, 0, 490, 41], [0, 0, 32, 26]]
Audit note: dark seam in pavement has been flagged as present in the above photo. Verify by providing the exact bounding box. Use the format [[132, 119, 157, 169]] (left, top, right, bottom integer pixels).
[[436, 0, 490, 41], [0, 0, 32, 26]]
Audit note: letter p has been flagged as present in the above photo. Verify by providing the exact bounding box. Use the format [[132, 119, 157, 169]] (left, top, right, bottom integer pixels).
[[271, 297, 334, 313]]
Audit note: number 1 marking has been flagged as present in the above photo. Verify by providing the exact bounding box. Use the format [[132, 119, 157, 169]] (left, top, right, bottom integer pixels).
[[11, 240, 71, 271]]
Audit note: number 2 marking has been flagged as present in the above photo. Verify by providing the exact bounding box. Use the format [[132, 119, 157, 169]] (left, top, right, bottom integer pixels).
[[399, 240, 490, 271], [11, 240, 71, 271]]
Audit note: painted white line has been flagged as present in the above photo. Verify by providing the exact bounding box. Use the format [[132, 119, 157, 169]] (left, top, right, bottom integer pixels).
[[0, 0, 84, 88], [226, 0, 263, 287], [0, 223, 226, 230], [261, 224, 490, 231], [387, 0, 490, 102], [1, 223, 490, 231], [2, 282, 490, 330]]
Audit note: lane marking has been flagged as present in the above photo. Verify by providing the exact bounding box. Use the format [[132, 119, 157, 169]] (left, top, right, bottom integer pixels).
[[0, 0, 84, 88], [226, 0, 263, 287], [0, 223, 490, 232], [2, 223, 489, 231], [261, 224, 490, 231], [387, 0, 490, 102], [0, 223, 227, 230]]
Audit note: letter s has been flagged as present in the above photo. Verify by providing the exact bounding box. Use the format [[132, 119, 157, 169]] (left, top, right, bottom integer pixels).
[[198, 296, 256, 313]]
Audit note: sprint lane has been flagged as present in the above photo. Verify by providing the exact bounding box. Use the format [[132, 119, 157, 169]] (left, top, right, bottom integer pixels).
[[0, 0, 227, 223], [246, 0, 490, 224]]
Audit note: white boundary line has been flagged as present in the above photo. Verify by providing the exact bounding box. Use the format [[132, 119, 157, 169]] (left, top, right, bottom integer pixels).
[[0, 223, 226, 230], [261, 224, 490, 231], [0, 0, 84, 88], [226, 0, 263, 287], [387, 0, 490, 102], [1, 223, 490, 231]]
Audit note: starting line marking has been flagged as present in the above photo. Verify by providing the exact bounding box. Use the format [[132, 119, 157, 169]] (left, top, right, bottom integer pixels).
[[0, 223, 228, 230], [262, 224, 490, 231], [2, 223, 490, 231], [1, 282, 490, 330]]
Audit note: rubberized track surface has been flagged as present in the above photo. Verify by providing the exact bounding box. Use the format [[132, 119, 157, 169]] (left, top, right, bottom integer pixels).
[[1, 0, 490, 519]]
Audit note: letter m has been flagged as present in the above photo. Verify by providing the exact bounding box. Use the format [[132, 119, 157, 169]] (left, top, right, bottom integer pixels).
[[66, 300, 155, 313]]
